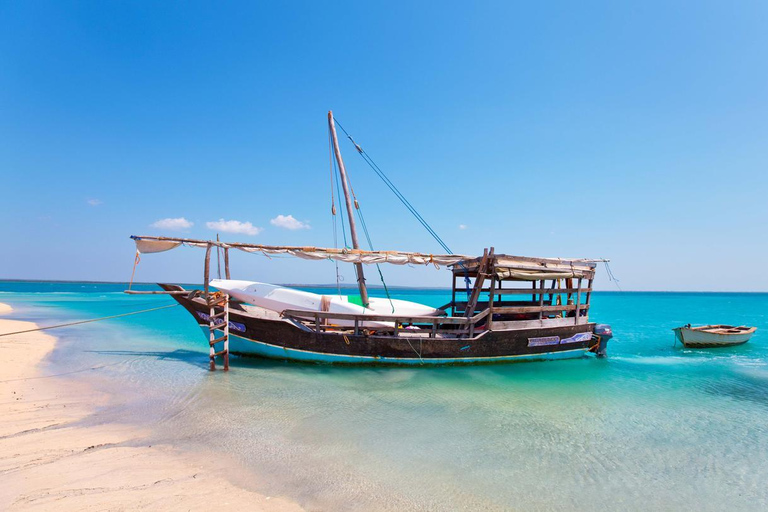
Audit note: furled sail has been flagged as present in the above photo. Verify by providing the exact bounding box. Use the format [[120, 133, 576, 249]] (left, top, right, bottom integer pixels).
[[130, 236, 468, 266]]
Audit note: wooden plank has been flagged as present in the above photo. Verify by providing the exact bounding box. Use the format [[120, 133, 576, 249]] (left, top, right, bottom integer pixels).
[[203, 243, 212, 298], [328, 110, 369, 307], [223, 296, 230, 371], [456, 253, 600, 270], [455, 300, 539, 309], [284, 310, 466, 325], [492, 317, 591, 330], [487, 255, 497, 330], [451, 273, 457, 317], [453, 287, 590, 295], [538, 280, 545, 320], [123, 290, 189, 295], [492, 304, 590, 314], [574, 278, 582, 325], [585, 278, 594, 306], [464, 248, 490, 317], [282, 308, 489, 325]]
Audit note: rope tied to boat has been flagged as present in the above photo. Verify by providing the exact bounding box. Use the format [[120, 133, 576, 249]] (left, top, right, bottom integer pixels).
[[0, 303, 181, 339]]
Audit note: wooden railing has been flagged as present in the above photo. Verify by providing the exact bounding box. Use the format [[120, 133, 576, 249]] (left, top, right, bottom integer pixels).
[[282, 308, 491, 339], [453, 287, 591, 295]]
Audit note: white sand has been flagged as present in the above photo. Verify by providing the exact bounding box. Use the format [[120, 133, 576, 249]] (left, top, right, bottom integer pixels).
[[0, 303, 303, 511]]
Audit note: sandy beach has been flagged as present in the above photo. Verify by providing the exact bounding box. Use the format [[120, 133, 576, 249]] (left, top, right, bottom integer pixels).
[[0, 302, 302, 511]]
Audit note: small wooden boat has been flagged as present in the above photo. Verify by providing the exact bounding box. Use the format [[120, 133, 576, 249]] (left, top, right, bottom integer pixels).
[[673, 324, 756, 348]]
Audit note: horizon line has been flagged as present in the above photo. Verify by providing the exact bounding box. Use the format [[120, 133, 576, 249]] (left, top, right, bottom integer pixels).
[[0, 278, 765, 293]]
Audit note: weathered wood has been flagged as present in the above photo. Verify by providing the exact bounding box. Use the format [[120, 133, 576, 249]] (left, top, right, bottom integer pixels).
[[203, 243, 212, 298], [216, 234, 222, 279], [166, 288, 601, 361], [455, 300, 539, 310], [328, 110, 369, 308], [493, 304, 590, 314], [574, 278, 582, 325], [465, 248, 493, 317], [207, 296, 228, 307], [451, 273, 457, 316], [282, 308, 490, 325], [454, 287, 590, 295], [123, 290, 190, 295], [487, 258, 498, 330], [208, 299, 216, 371], [224, 248, 231, 279], [209, 335, 228, 346], [223, 294, 230, 371], [456, 253, 601, 271], [585, 278, 594, 306], [538, 280, 545, 320]]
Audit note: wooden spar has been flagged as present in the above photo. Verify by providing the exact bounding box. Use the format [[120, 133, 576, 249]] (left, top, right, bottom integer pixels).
[[224, 247, 231, 279], [464, 248, 493, 317], [216, 234, 222, 279], [328, 110, 369, 307], [203, 243, 212, 297], [451, 272, 457, 316], [574, 278, 582, 325], [486, 254, 497, 330]]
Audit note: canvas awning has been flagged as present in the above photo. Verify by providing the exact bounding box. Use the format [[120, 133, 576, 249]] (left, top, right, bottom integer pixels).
[[494, 269, 586, 281], [131, 236, 470, 266]]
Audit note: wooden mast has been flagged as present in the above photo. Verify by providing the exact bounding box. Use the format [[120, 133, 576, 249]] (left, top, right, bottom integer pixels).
[[328, 110, 369, 307]]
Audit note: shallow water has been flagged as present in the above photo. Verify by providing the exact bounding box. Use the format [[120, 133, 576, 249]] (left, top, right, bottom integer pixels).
[[2, 281, 767, 510]]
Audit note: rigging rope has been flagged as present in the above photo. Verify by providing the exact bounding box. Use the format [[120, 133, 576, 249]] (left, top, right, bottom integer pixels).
[[604, 261, 622, 291], [342, 154, 396, 312], [329, 127, 350, 250], [333, 119, 454, 255], [333, 118, 472, 296], [328, 126, 343, 296], [0, 303, 181, 339], [355, 201, 396, 313]]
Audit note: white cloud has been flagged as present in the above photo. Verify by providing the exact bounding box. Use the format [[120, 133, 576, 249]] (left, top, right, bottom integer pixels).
[[458, 224, 468, 230], [87, 199, 102, 206], [206, 218, 263, 236], [270, 214, 310, 230], [151, 217, 194, 230]]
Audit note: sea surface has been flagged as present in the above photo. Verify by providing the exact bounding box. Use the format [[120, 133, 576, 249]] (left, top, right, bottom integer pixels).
[[2, 281, 767, 511]]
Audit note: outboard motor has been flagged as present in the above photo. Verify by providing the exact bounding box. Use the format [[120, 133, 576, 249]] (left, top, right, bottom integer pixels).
[[590, 324, 613, 358]]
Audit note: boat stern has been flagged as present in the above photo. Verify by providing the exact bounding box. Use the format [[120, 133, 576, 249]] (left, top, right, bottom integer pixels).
[[589, 324, 613, 358]]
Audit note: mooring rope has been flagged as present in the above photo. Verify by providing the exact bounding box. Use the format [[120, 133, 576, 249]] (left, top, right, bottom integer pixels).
[[0, 303, 180, 339]]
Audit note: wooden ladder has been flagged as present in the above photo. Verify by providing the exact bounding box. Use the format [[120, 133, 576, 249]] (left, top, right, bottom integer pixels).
[[207, 293, 230, 371]]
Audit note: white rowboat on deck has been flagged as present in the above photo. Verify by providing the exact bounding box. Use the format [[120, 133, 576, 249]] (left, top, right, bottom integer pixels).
[[673, 324, 756, 348], [209, 279, 443, 329]]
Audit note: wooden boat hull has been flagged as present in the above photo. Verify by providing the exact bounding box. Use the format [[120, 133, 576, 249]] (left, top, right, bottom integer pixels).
[[166, 286, 601, 365], [674, 325, 756, 348]]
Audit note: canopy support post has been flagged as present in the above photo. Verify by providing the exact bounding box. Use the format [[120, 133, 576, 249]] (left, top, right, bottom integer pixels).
[[203, 243, 212, 298]]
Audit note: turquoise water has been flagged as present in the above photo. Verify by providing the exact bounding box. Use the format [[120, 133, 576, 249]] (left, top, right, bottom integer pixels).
[[2, 281, 767, 511]]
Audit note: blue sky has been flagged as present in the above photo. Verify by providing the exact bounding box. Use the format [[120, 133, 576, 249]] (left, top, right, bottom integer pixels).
[[1, 1, 766, 290]]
